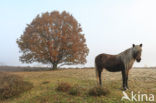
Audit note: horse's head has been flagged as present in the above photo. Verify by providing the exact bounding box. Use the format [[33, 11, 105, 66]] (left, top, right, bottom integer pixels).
[[132, 44, 143, 62]]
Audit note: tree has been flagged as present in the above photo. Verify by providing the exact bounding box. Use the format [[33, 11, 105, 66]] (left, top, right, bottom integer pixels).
[[16, 11, 89, 69]]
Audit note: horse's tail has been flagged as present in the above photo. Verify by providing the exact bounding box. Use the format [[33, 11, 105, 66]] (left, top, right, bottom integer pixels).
[[95, 60, 99, 84]]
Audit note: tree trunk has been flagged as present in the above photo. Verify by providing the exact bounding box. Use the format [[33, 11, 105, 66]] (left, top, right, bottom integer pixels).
[[52, 63, 58, 70]]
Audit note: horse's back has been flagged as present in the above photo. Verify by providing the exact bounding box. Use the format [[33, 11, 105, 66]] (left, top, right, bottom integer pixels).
[[95, 53, 116, 63], [95, 53, 115, 67], [95, 53, 124, 72]]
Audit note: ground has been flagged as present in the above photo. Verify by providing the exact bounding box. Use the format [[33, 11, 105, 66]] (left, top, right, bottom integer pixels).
[[1, 68, 156, 103]]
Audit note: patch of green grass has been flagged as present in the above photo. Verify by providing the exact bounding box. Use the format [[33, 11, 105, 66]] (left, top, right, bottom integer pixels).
[[68, 85, 81, 96], [41, 81, 50, 84]]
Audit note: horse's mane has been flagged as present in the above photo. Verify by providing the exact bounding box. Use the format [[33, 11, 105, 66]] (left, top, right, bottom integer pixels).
[[118, 47, 133, 57], [118, 47, 135, 69]]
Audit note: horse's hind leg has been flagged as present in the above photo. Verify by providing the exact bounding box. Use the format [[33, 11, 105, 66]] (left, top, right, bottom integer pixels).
[[95, 66, 102, 86], [98, 69, 102, 86]]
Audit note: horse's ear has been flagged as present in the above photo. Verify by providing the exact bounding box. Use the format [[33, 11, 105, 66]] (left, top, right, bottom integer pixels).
[[132, 44, 135, 48], [140, 44, 143, 47]]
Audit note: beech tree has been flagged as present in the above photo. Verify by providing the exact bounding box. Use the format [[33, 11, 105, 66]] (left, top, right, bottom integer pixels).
[[17, 11, 89, 69]]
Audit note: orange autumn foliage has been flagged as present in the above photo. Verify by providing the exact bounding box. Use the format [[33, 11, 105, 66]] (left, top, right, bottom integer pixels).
[[17, 11, 89, 69]]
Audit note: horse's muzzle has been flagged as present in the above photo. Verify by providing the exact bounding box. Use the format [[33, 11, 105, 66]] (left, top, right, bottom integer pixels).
[[136, 58, 141, 62]]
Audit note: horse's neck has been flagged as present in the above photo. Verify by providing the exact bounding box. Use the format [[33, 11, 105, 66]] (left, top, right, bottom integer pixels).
[[126, 59, 135, 69], [119, 48, 135, 69]]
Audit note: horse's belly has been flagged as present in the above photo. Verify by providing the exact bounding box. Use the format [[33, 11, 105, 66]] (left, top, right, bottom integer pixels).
[[106, 66, 121, 72], [104, 63, 123, 72]]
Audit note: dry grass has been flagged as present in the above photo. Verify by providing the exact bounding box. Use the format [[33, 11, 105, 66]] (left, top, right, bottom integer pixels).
[[68, 85, 81, 96], [88, 86, 110, 96], [0, 72, 33, 100], [56, 82, 81, 96], [0, 68, 156, 103], [56, 82, 72, 92]]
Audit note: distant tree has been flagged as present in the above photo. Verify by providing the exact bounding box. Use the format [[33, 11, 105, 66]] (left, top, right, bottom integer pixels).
[[16, 11, 89, 69]]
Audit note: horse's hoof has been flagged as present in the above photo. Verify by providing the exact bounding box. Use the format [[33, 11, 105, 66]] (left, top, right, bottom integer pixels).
[[123, 87, 127, 91]]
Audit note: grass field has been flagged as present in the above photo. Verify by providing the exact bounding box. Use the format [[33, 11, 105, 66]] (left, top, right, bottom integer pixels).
[[1, 68, 156, 103]]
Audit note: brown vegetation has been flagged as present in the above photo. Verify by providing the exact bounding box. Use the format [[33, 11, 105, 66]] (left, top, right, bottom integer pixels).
[[56, 82, 72, 92], [68, 85, 81, 96], [88, 86, 110, 96], [0, 72, 33, 100], [16, 11, 89, 69], [56, 82, 81, 96], [1, 68, 156, 103]]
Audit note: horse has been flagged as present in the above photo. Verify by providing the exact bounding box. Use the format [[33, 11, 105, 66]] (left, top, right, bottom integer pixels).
[[95, 44, 143, 90]]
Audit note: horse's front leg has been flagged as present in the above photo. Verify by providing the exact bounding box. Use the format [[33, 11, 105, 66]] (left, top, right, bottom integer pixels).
[[126, 76, 128, 89], [126, 69, 130, 89], [122, 69, 127, 90]]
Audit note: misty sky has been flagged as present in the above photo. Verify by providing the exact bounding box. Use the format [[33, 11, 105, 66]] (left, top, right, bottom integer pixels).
[[0, 0, 156, 67]]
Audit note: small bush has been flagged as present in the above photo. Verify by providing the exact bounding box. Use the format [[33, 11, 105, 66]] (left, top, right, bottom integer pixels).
[[0, 72, 33, 100], [56, 82, 72, 92], [68, 85, 81, 96], [88, 86, 110, 96]]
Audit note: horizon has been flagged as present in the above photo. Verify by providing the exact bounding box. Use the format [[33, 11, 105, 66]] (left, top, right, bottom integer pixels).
[[0, 0, 156, 67]]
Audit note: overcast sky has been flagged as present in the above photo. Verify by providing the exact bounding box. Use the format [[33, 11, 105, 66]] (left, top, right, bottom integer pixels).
[[0, 0, 156, 67]]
